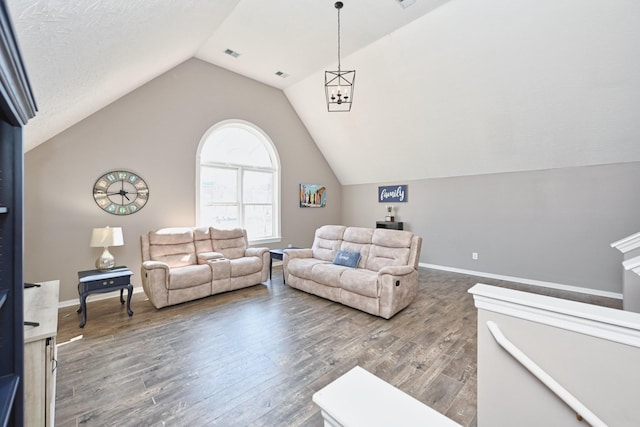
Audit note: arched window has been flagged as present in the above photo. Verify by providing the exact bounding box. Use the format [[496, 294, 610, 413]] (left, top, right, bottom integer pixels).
[[197, 120, 280, 243]]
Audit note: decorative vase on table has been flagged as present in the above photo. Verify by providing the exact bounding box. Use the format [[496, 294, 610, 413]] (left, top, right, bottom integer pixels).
[[385, 205, 394, 222]]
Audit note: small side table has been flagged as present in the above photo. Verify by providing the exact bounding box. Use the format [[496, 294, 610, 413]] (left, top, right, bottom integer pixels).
[[77, 266, 134, 328], [376, 221, 404, 230], [269, 247, 299, 283]]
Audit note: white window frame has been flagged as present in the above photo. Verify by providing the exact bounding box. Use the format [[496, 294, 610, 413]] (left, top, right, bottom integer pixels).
[[196, 119, 281, 245]]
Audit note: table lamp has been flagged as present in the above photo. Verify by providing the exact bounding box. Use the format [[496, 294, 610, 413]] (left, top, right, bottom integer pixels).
[[90, 226, 124, 270]]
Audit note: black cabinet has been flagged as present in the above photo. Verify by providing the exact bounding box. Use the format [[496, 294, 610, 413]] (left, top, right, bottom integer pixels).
[[0, 1, 37, 425], [376, 221, 404, 230], [0, 107, 25, 427]]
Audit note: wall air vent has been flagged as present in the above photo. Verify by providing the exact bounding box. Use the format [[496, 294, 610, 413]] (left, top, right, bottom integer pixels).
[[396, 0, 416, 8], [224, 48, 240, 58], [275, 71, 289, 78]]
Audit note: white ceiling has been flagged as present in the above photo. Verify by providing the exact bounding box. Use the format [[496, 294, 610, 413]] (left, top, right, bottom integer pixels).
[[7, 0, 448, 152], [7, 0, 640, 185]]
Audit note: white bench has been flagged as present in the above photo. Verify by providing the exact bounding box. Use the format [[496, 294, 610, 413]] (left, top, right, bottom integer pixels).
[[313, 366, 463, 427]]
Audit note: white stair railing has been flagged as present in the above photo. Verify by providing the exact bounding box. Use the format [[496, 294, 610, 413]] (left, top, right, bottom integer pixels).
[[486, 321, 607, 427]]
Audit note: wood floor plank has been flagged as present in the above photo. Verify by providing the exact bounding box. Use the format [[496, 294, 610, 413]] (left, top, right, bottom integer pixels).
[[54, 266, 621, 426]]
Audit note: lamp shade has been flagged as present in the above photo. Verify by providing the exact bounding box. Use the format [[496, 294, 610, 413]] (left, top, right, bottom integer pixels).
[[90, 227, 124, 248]]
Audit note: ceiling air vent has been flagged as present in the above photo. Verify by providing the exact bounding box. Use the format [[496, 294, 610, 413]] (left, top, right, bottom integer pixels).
[[396, 0, 416, 8], [275, 71, 289, 78], [224, 48, 240, 58]]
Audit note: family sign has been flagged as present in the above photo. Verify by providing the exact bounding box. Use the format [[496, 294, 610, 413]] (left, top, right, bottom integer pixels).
[[378, 185, 407, 203]]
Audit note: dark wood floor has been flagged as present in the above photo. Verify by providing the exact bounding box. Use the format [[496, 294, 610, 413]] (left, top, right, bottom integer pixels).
[[54, 267, 621, 426]]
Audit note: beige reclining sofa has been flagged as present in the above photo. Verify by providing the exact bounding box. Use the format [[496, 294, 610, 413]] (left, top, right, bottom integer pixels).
[[140, 227, 269, 308], [283, 225, 422, 319]]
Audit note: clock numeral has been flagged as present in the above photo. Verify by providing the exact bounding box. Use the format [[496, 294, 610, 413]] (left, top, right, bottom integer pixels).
[[95, 180, 109, 190], [106, 173, 117, 182], [96, 197, 110, 207], [134, 198, 146, 207], [128, 205, 138, 213], [117, 171, 128, 180], [118, 206, 127, 215], [134, 181, 148, 190], [106, 204, 117, 213], [128, 175, 138, 184]]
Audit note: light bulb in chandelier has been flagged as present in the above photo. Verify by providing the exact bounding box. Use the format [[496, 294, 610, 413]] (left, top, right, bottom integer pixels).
[[332, 86, 349, 105]]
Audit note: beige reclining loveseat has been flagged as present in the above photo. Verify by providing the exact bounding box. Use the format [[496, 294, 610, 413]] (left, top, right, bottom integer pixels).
[[283, 225, 422, 319], [140, 227, 269, 308]]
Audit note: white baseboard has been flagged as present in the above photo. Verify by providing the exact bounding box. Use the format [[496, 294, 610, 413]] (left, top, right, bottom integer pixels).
[[58, 286, 146, 308], [420, 262, 623, 300]]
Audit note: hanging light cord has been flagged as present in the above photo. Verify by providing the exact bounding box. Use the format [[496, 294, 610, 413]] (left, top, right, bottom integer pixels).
[[337, 3, 341, 72]]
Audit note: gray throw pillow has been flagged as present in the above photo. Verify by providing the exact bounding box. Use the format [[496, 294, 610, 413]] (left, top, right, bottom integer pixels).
[[333, 250, 361, 268]]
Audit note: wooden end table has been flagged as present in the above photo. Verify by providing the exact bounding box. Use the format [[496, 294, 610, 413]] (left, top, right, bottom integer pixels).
[[77, 266, 134, 328]]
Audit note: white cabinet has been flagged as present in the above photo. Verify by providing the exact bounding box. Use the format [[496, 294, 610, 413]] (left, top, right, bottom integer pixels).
[[23, 281, 59, 427], [313, 366, 462, 427]]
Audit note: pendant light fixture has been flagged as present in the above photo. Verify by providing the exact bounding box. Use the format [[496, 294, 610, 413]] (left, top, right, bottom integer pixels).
[[325, 1, 355, 112]]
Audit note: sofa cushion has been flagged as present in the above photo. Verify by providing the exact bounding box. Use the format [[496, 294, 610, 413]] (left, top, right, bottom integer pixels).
[[230, 256, 262, 277], [340, 269, 379, 298], [366, 245, 411, 272], [149, 228, 193, 245], [340, 227, 373, 268], [167, 264, 212, 290], [287, 258, 328, 280], [312, 225, 346, 261], [311, 263, 349, 287], [148, 229, 197, 268], [194, 226, 214, 253], [332, 250, 361, 268], [211, 227, 247, 259], [317, 224, 347, 240], [372, 229, 413, 248], [343, 227, 373, 244], [365, 229, 414, 271]]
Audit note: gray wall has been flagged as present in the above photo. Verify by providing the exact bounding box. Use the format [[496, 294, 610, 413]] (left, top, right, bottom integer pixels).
[[24, 58, 341, 302], [24, 58, 640, 301], [343, 162, 640, 294]]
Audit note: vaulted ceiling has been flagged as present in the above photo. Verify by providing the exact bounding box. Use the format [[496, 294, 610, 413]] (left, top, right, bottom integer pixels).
[[8, 0, 447, 151], [7, 0, 640, 185]]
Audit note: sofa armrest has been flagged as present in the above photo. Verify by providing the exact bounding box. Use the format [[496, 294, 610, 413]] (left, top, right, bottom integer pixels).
[[142, 260, 170, 272], [283, 248, 313, 260], [198, 251, 225, 263], [377, 268, 419, 319], [282, 248, 313, 284], [141, 261, 171, 308], [246, 247, 268, 257], [244, 247, 269, 282], [378, 265, 415, 277]]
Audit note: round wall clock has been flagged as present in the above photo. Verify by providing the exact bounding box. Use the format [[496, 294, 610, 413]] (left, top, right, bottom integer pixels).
[[93, 170, 149, 215]]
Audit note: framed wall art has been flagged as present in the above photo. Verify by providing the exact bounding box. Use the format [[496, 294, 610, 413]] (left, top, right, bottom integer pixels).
[[300, 184, 326, 208]]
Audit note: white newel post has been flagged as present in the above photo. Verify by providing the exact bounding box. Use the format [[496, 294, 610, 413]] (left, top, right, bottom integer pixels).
[[611, 232, 640, 313]]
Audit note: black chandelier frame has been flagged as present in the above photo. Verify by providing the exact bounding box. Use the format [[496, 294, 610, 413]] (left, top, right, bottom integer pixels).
[[325, 1, 355, 112]]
